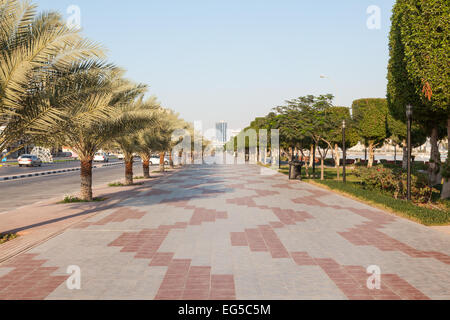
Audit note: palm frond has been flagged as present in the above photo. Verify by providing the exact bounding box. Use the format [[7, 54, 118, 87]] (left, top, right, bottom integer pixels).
[[0, 1, 106, 152]]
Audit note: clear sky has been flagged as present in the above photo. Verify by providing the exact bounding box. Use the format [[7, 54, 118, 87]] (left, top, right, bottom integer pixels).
[[36, 0, 396, 132]]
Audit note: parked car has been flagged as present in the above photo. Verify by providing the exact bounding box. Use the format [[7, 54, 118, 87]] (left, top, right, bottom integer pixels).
[[149, 156, 169, 166], [116, 153, 125, 160], [93, 152, 109, 163], [18, 155, 42, 167]]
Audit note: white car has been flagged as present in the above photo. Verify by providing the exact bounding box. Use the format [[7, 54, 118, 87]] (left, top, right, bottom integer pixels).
[[149, 156, 169, 166], [18, 155, 42, 167], [94, 152, 109, 163], [116, 153, 125, 160]]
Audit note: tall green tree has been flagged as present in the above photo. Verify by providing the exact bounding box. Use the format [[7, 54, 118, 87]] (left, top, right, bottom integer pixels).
[[387, 0, 449, 198], [276, 95, 335, 180], [352, 99, 389, 168], [271, 108, 304, 162], [326, 107, 359, 179]]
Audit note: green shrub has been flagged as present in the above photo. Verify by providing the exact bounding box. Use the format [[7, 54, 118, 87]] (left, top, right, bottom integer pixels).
[[354, 165, 438, 204], [0, 233, 19, 244]]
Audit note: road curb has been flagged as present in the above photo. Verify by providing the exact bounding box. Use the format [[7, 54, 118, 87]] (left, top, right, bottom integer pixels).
[[0, 161, 124, 182]]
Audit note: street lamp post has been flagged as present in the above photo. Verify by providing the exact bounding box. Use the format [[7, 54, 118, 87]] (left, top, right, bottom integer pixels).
[[406, 105, 413, 201], [342, 120, 347, 183]]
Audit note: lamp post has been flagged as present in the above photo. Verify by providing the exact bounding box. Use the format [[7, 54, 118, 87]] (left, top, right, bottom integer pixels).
[[342, 120, 347, 183], [406, 105, 413, 201]]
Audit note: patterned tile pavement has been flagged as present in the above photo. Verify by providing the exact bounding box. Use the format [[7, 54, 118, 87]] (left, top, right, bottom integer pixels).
[[0, 165, 449, 300]]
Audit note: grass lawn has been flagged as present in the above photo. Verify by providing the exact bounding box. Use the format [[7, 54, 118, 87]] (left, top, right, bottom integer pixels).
[[278, 165, 450, 226]]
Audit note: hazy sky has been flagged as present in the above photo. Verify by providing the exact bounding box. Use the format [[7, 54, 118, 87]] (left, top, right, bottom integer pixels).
[[36, 0, 396, 131]]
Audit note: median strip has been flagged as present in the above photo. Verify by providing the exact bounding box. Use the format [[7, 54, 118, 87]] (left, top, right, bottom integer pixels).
[[0, 161, 124, 182]]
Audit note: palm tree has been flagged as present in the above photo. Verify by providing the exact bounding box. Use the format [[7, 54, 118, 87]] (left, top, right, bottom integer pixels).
[[138, 124, 164, 179], [130, 97, 162, 179], [113, 133, 139, 186], [138, 109, 187, 173], [0, 0, 104, 155], [43, 65, 151, 200], [112, 97, 160, 185]]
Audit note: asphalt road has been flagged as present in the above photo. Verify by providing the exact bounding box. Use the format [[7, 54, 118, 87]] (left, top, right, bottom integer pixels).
[[0, 159, 123, 177], [0, 162, 145, 213]]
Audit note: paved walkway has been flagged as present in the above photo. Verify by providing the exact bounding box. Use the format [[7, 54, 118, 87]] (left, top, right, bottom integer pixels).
[[0, 165, 449, 300]]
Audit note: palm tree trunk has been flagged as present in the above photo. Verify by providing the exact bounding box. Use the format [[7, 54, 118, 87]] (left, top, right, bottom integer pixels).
[[160, 152, 165, 172], [142, 154, 150, 179], [80, 159, 93, 201], [441, 118, 450, 199], [125, 156, 134, 185]]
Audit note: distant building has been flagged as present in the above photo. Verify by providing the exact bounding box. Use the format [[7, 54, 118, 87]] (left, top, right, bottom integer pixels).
[[216, 121, 228, 144]]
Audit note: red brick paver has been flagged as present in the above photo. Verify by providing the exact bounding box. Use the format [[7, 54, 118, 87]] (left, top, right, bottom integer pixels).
[[0, 165, 449, 300]]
